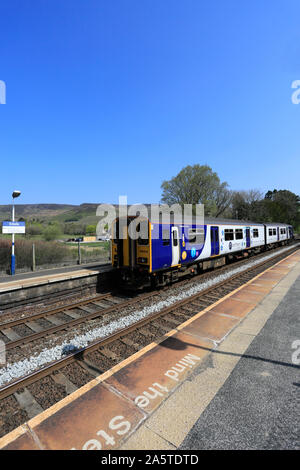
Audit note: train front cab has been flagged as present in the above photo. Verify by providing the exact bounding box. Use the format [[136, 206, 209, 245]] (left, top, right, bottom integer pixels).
[[111, 217, 152, 286], [111, 216, 204, 287]]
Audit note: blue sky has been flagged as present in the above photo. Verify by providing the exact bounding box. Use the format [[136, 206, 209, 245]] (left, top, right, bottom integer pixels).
[[0, 0, 299, 205]]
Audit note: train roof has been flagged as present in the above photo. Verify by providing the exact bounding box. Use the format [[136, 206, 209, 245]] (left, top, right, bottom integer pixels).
[[117, 215, 292, 227], [204, 217, 264, 226], [204, 218, 291, 227]]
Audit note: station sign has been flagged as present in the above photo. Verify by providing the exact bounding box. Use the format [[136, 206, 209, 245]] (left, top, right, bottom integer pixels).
[[2, 221, 26, 234]]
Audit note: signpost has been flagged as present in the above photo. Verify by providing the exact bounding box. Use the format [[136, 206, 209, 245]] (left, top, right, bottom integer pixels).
[[2, 190, 23, 275], [2, 221, 26, 275], [2, 221, 26, 234]]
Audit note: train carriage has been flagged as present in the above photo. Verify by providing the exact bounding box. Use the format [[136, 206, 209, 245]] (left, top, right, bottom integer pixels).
[[111, 216, 293, 288]]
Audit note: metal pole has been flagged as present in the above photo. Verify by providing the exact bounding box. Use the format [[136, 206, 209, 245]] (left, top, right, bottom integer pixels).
[[32, 243, 36, 271], [77, 241, 81, 265], [11, 200, 15, 275]]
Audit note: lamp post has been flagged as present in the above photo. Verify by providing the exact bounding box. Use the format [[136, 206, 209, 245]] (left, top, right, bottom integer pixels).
[[11, 190, 21, 275]]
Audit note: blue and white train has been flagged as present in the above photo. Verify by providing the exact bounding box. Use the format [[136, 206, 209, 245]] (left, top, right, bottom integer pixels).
[[111, 216, 294, 287]]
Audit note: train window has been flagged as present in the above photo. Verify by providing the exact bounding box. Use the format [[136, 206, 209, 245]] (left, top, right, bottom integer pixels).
[[273, 229, 277, 235], [137, 221, 149, 245], [235, 229, 243, 240], [188, 228, 204, 245], [173, 229, 178, 247], [163, 229, 170, 246], [253, 229, 259, 238], [112, 221, 118, 244], [269, 229, 273, 236], [224, 229, 234, 241]]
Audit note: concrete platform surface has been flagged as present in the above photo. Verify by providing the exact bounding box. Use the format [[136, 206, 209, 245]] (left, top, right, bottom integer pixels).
[[0, 250, 299, 450], [0, 261, 112, 293]]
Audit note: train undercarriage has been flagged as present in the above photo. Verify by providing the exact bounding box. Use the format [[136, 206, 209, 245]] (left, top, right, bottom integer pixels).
[[116, 239, 292, 290]]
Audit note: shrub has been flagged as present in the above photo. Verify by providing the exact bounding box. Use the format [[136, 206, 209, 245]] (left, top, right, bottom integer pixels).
[[63, 223, 86, 235], [43, 225, 62, 241], [86, 224, 96, 235], [27, 223, 43, 236], [0, 239, 75, 271]]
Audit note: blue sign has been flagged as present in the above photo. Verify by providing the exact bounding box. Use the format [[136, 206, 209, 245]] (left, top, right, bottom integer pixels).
[[2, 221, 25, 227], [191, 247, 196, 257], [2, 221, 25, 234]]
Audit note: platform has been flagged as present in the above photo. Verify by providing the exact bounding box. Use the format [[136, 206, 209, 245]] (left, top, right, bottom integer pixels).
[[0, 261, 112, 292], [0, 250, 299, 450], [0, 262, 113, 308]]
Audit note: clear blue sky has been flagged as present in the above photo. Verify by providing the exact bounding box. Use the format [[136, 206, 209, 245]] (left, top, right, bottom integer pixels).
[[0, 0, 299, 205]]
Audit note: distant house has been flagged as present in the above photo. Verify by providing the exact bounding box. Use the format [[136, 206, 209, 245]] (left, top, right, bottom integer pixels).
[[83, 236, 96, 242]]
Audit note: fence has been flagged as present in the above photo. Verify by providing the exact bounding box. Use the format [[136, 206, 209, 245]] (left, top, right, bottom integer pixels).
[[0, 239, 110, 275]]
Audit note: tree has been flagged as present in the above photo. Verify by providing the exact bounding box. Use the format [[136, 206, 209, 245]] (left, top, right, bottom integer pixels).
[[263, 190, 300, 227], [230, 192, 250, 220], [230, 190, 264, 221], [86, 224, 96, 235], [27, 223, 43, 236], [161, 165, 231, 216], [63, 223, 86, 235], [230, 188, 300, 228], [43, 225, 62, 241], [211, 182, 233, 217]]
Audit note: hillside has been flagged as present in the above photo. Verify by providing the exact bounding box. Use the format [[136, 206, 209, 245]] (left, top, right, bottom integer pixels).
[[0, 203, 101, 225]]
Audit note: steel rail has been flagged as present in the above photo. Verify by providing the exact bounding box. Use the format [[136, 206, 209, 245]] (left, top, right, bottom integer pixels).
[[2, 291, 157, 350], [1, 242, 298, 350], [0, 292, 114, 329], [0, 244, 298, 401]]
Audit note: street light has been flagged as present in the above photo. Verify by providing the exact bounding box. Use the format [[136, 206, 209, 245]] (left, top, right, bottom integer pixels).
[[11, 190, 21, 275]]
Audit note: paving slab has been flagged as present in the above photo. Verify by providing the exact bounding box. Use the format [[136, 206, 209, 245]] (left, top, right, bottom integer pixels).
[[179, 274, 300, 449], [28, 381, 146, 450]]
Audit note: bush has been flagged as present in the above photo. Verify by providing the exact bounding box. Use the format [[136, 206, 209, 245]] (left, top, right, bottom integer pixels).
[[0, 239, 75, 271], [0, 238, 110, 272], [27, 223, 43, 236], [0, 239, 11, 270], [86, 224, 96, 235], [63, 223, 86, 235], [43, 225, 62, 241]]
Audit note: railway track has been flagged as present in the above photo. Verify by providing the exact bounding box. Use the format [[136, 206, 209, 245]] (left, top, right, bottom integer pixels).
[[0, 262, 113, 311], [0, 242, 299, 438], [0, 292, 140, 350], [0, 241, 298, 353]]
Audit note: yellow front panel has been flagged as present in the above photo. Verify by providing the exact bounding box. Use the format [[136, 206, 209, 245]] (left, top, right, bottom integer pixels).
[[123, 225, 129, 266], [111, 243, 118, 265], [137, 245, 150, 263], [136, 221, 151, 271]]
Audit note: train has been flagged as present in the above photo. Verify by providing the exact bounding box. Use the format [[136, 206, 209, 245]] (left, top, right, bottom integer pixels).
[[111, 215, 294, 288]]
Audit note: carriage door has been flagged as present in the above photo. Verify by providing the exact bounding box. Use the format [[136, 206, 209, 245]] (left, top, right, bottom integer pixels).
[[171, 226, 180, 266], [210, 226, 219, 256], [277, 227, 280, 241], [246, 228, 251, 248]]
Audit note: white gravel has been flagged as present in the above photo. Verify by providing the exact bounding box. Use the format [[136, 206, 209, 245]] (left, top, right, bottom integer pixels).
[[0, 244, 298, 387]]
